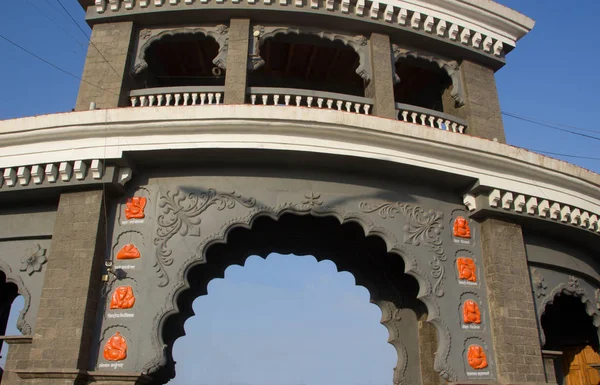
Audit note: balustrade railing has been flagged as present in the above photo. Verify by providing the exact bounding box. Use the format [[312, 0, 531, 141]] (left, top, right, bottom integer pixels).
[[129, 86, 224, 107], [396, 103, 468, 134], [248, 87, 373, 115]]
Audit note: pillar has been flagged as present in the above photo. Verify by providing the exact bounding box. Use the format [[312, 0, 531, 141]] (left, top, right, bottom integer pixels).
[[443, 60, 506, 142], [480, 217, 546, 384], [75, 22, 135, 111], [365, 33, 396, 119], [16, 190, 106, 384], [1, 337, 32, 385], [418, 318, 445, 385], [224, 19, 251, 105]]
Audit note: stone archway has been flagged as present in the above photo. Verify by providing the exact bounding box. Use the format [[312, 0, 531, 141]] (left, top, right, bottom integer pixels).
[[141, 203, 452, 385]]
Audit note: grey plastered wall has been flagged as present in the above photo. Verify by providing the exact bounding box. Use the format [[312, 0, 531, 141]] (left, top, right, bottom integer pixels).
[[93, 166, 497, 384], [524, 233, 600, 346], [0, 208, 56, 336]]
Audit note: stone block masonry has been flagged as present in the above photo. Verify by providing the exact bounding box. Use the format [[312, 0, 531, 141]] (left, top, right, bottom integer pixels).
[[224, 19, 251, 105], [480, 217, 546, 384], [365, 33, 397, 119], [75, 22, 135, 111]]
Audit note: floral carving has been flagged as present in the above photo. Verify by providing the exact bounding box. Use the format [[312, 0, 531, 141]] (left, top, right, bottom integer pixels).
[[104, 331, 127, 361], [301, 192, 322, 208], [19, 244, 47, 275], [354, 35, 368, 45], [467, 345, 487, 369], [215, 24, 229, 34], [117, 244, 141, 260], [531, 268, 547, 298], [110, 286, 135, 309], [153, 189, 256, 287], [139, 28, 152, 39], [359, 202, 446, 297], [463, 300, 481, 324]]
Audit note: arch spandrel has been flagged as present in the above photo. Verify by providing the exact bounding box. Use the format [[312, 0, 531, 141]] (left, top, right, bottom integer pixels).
[[96, 177, 498, 383]]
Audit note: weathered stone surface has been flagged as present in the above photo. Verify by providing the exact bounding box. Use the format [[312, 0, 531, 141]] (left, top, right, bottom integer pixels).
[[224, 19, 250, 105], [365, 33, 396, 119]]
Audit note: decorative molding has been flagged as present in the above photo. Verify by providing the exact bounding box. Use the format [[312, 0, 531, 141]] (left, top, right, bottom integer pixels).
[[90, 0, 534, 59], [133, 26, 229, 75], [250, 25, 371, 82], [391, 45, 464, 106], [463, 189, 600, 235], [19, 244, 47, 276], [531, 268, 547, 299], [153, 188, 257, 286]]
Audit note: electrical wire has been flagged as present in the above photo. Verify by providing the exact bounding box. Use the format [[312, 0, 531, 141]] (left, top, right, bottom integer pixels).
[[502, 111, 600, 141], [0, 34, 118, 96], [526, 149, 600, 161], [25, 0, 86, 51]]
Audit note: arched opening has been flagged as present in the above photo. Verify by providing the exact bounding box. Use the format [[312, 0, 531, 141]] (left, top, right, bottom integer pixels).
[[0, 271, 24, 380], [542, 295, 600, 385], [170, 253, 397, 385], [250, 34, 365, 96], [136, 33, 225, 88], [394, 58, 452, 112], [156, 213, 430, 385]]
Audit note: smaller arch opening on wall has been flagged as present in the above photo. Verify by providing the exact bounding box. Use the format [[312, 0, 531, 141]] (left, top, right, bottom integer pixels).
[[0, 270, 24, 379], [394, 57, 452, 112], [135, 32, 225, 89], [542, 295, 600, 385], [249, 34, 365, 97]]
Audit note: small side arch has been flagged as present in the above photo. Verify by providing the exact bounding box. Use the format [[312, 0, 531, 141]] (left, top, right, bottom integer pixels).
[[0, 260, 32, 335]]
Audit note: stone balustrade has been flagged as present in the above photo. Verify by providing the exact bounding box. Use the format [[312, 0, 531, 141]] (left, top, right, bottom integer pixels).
[[395, 103, 468, 134], [248, 87, 373, 115], [129, 86, 224, 107]]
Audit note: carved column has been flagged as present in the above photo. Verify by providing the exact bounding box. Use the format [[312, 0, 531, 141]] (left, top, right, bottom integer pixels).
[[224, 18, 251, 104], [16, 189, 106, 384], [75, 22, 135, 111], [480, 217, 546, 384], [365, 33, 396, 119]]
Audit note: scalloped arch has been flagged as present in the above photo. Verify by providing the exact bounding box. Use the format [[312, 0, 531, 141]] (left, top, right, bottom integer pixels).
[[0, 260, 32, 335], [538, 280, 600, 347], [251, 26, 371, 82], [142, 208, 454, 383], [392, 45, 465, 107], [133, 26, 229, 76]]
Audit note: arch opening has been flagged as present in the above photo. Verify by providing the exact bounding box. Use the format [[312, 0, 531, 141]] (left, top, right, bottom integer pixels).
[[0, 270, 24, 379], [394, 57, 452, 112], [541, 294, 600, 385], [156, 213, 432, 384], [250, 34, 365, 97], [135, 32, 225, 89]]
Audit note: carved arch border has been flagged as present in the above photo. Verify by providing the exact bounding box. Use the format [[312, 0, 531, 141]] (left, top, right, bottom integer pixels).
[[142, 202, 455, 382], [537, 277, 600, 346], [251, 25, 372, 82], [132, 25, 230, 76], [0, 260, 33, 335], [392, 44, 465, 107]]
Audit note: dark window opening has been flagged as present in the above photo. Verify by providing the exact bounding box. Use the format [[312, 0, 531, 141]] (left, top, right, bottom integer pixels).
[[250, 35, 365, 97], [138, 33, 225, 88], [394, 58, 451, 112]]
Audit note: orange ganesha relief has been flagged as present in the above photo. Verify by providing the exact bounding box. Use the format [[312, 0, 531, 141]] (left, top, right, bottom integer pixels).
[[110, 286, 135, 309], [125, 196, 147, 220], [116, 244, 140, 260], [453, 216, 472, 239], [103, 331, 127, 361], [457, 257, 477, 282], [467, 345, 488, 369], [463, 300, 481, 324]]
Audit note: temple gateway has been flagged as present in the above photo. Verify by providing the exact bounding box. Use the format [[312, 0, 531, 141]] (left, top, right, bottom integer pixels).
[[0, 0, 599, 384]]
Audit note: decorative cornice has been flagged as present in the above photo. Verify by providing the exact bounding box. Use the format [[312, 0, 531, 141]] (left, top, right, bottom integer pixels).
[[90, 0, 535, 58], [463, 188, 600, 235]]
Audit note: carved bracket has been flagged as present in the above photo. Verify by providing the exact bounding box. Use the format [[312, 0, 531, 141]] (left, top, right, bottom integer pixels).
[[250, 25, 372, 82], [391, 44, 465, 107], [133, 25, 230, 76]]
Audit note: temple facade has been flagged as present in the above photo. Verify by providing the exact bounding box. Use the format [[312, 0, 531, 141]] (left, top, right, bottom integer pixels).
[[0, 0, 599, 384]]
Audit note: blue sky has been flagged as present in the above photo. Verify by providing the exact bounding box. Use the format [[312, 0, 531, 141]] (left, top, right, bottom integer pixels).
[[0, 1, 599, 384]]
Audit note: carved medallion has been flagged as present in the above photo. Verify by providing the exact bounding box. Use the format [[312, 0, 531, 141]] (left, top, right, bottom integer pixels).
[[457, 257, 476, 282], [125, 196, 147, 220], [467, 345, 487, 369], [453, 216, 471, 239], [19, 244, 47, 275], [117, 244, 141, 260], [110, 286, 135, 309], [103, 332, 127, 361], [463, 300, 481, 324]]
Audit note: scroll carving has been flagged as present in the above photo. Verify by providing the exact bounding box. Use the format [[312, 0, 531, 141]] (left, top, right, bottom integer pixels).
[[153, 189, 256, 287], [359, 202, 447, 297]]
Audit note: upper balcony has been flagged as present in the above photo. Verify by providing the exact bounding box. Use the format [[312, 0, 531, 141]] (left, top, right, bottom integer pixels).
[[125, 24, 469, 136]]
